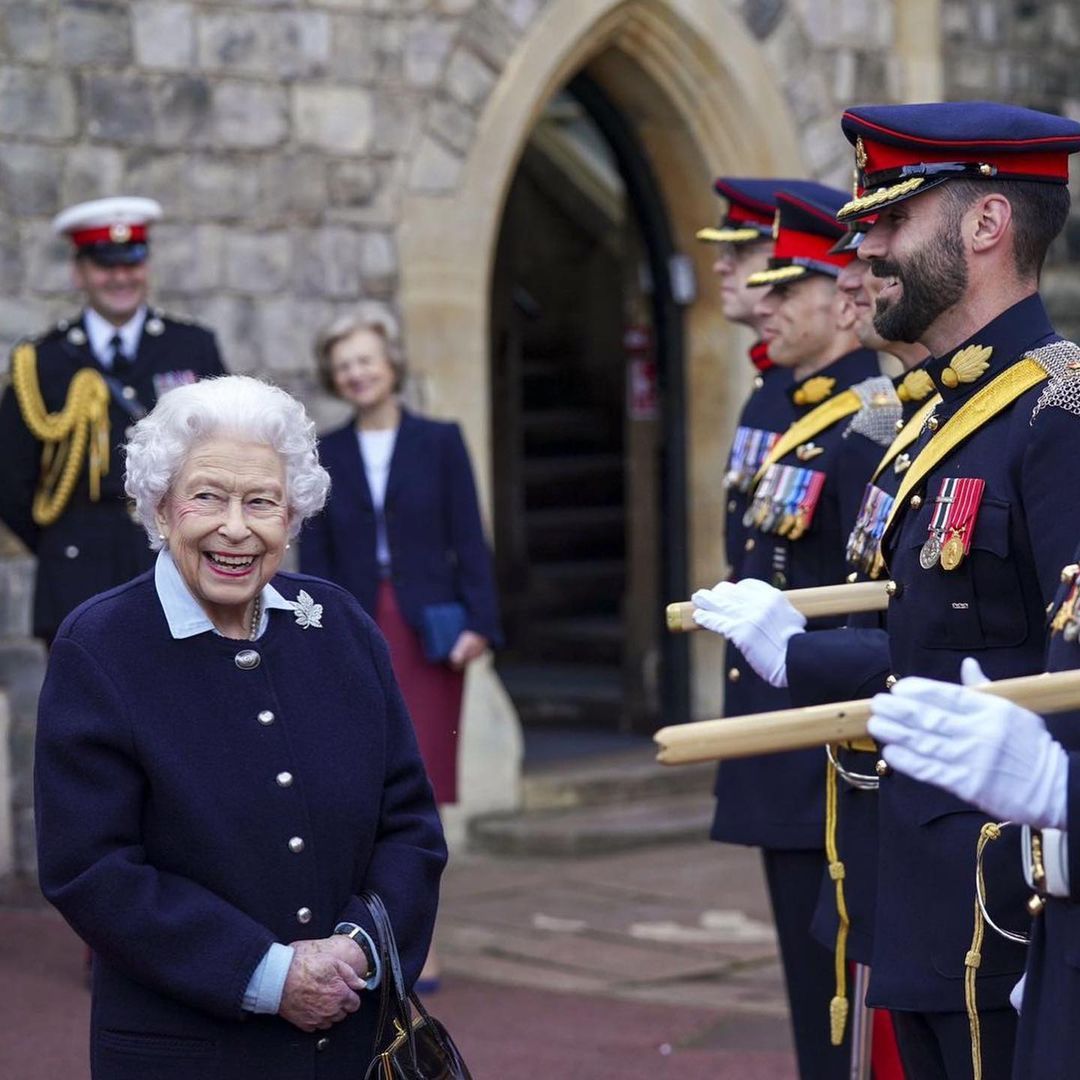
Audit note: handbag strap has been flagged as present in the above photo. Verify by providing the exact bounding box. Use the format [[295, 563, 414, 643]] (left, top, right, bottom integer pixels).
[[360, 892, 419, 1065]]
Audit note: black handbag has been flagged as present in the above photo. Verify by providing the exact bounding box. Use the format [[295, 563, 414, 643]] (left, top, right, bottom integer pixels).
[[361, 892, 472, 1080]]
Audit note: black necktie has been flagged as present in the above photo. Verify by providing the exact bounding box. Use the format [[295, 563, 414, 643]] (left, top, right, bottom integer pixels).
[[109, 332, 129, 373]]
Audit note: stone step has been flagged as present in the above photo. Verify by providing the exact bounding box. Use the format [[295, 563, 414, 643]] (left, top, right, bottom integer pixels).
[[526, 558, 624, 613], [467, 792, 713, 857], [521, 744, 714, 812], [522, 407, 615, 452], [496, 660, 624, 727], [521, 614, 623, 665], [525, 504, 625, 561], [523, 454, 623, 507]]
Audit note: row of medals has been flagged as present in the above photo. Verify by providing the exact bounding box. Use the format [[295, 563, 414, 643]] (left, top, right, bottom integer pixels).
[[743, 497, 812, 541], [1051, 564, 1080, 643], [919, 527, 967, 572]]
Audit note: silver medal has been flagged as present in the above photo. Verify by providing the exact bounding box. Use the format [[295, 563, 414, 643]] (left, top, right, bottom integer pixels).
[[919, 533, 942, 570]]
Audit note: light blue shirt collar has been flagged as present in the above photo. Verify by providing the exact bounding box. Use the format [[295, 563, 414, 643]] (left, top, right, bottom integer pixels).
[[84, 305, 146, 370], [154, 549, 294, 640]]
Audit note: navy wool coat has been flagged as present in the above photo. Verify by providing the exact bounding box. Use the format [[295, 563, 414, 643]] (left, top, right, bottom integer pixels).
[[300, 410, 502, 645], [35, 571, 447, 1080]]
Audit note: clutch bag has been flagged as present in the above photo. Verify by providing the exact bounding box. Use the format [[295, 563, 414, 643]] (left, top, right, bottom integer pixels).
[[420, 602, 467, 663]]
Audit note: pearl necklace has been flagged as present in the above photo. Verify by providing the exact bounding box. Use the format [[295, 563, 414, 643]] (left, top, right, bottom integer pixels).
[[249, 595, 262, 640]]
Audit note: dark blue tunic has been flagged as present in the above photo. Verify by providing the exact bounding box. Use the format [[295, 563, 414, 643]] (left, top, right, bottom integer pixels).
[[0, 313, 226, 638], [1012, 549, 1080, 1078], [785, 366, 938, 964], [868, 295, 1080, 1013], [713, 347, 884, 850], [722, 349, 795, 571], [34, 571, 447, 1080]]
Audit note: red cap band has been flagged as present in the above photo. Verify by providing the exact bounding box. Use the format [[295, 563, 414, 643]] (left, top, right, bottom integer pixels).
[[773, 227, 852, 270], [726, 203, 774, 228], [860, 133, 1069, 183], [70, 224, 149, 248]]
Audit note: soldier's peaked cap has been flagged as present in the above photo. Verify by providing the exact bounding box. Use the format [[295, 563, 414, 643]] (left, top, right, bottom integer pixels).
[[746, 185, 852, 287], [837, 101, 1080, 222], [697, 178, 840, 244], [52, 196, 163, 266]]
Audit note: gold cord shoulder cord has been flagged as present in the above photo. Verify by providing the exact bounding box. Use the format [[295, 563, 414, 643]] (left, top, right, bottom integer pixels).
[[10, 341, 111, 526]]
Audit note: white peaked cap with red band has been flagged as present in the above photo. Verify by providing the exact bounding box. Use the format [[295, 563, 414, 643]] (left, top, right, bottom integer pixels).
[[52, 196, 163, 247]]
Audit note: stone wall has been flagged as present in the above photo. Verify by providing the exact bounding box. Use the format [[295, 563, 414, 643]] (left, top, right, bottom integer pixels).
[[941, 0, 1080, 339], [0, 0, 554, 414], [2, 2, 1075, 386], [0, 0, 917, 392]]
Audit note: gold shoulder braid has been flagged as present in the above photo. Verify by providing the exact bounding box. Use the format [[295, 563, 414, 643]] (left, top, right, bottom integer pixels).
[[11, 341, 111, 526]]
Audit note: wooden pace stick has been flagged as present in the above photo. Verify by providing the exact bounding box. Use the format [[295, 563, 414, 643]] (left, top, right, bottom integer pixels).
[[655, 668, 1080, 766], [665, 579, 891, 633]]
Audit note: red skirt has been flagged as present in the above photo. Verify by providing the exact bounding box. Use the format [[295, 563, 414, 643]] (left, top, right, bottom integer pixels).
[[375, 581, 464, 804]]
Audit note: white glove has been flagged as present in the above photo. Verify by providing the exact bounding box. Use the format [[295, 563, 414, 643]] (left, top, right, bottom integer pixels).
[[691, 578, 806, 688], [867, 658, 1069, 829], [1009, 973, 1026, 1014]]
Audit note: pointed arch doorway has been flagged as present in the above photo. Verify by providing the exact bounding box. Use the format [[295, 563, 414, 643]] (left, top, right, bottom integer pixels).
[[398, 0, 803, 789], [490, 71, 688, 737]]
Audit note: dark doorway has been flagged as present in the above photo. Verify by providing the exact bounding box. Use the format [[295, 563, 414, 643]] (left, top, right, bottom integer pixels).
[[490, 73, 688, 744]]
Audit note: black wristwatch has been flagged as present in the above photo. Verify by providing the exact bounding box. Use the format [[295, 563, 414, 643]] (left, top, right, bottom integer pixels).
[[333, 921, 377, 978]]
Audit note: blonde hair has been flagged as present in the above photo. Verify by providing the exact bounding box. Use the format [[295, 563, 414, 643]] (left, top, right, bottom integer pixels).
[[313, 315, 407, 396]]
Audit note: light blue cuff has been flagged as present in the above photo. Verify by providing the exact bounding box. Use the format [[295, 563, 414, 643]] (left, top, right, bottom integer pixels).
[[242, 943, 295, 1014]]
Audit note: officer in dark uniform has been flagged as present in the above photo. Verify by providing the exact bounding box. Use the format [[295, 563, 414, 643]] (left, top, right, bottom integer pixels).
[[0, 196, 226, 643], [694, 186, 892, 1080], [774, 235, 930, 1078], [697, 177, 829, 571], [830, 102, 1080, 1079], [867, 545, 1080, 1079]]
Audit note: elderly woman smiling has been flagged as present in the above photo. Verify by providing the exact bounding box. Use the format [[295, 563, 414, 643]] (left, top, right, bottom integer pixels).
[[34, 375, 446, 1080]]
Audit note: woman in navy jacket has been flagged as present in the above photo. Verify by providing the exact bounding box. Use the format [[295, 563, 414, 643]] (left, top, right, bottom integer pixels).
[[302, 317, 501, 810], [34, 376, 446, 1080]]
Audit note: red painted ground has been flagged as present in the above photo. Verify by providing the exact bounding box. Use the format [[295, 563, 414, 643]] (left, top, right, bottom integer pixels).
[[0, 907, 796, 1079]]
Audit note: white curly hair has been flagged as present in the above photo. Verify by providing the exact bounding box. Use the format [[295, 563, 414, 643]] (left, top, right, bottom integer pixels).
[[124, 375, 330, 549]]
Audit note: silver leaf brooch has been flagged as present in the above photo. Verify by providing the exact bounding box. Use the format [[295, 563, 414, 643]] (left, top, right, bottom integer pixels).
[[290, 589, 323, 630]]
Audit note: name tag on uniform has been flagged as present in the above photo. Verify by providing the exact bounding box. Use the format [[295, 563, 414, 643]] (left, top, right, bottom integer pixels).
[[153, 369, 198, 398]]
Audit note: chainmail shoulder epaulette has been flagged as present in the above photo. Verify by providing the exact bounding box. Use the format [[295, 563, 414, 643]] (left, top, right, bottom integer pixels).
[[843, 374, 903, 447], [1029, 339, 1080, 425]]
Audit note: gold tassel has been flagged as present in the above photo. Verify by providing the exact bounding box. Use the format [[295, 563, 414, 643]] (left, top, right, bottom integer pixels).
[[825, 753, 851, 1045], [965, 822, 1004, 1080]]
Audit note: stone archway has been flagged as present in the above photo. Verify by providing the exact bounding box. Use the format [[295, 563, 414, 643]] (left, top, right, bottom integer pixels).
[[399, 0, 807, 842]]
